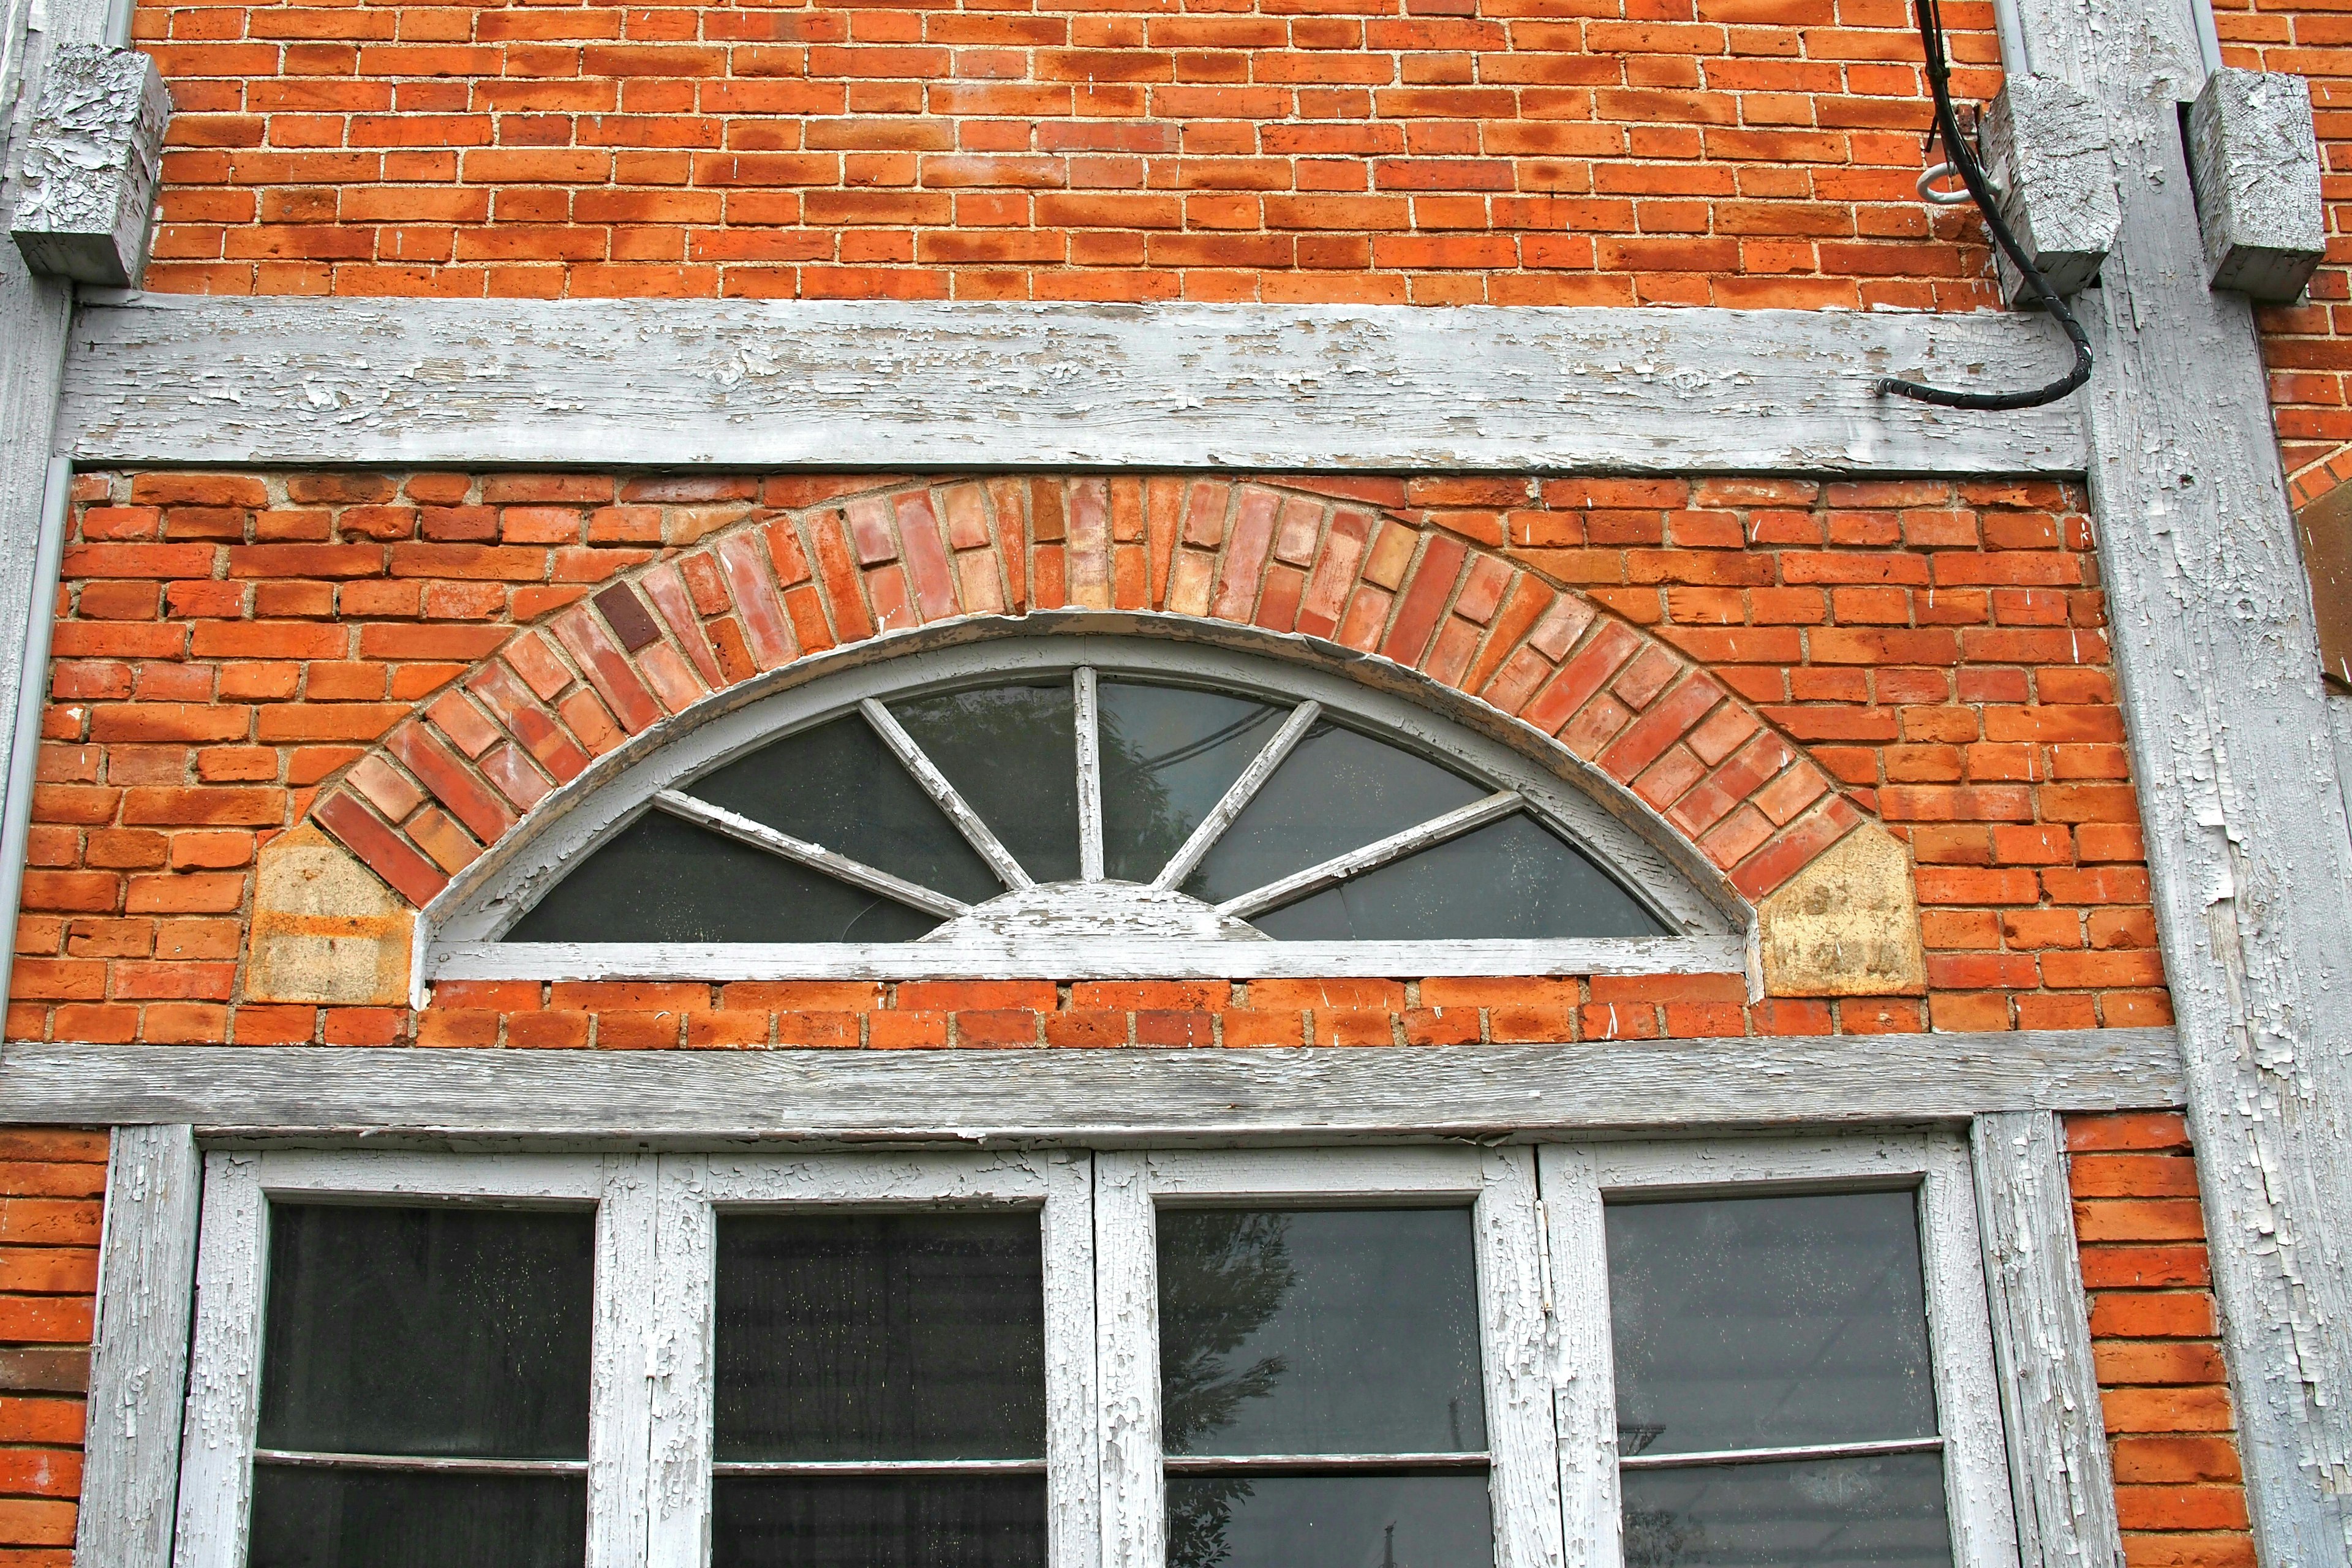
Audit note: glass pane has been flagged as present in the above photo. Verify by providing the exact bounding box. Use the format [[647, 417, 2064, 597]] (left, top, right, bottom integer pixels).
[[247, 1468, 586, 1568], [713, 1476, 1045, 1568], [1167, 1473, 1492, 1568], [1098, 680, 1287, 883], [1158, 1208, 1485, 1457], [891, 682, 1080, 883], [1605, 1191, 1939, 1457], [688, 714, 1000, 906], [715, 1212, 1047, 1461], [258, 1205, 592, 1459], [1617, 1453, 1953, 1568], [1252, 814, 1667, 941], [1182, 723, 1485, 905], [502, 810, 943, 944]]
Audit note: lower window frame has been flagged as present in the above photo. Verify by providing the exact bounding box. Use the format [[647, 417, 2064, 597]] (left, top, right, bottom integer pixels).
[[170, 1134, 2021, 1568]]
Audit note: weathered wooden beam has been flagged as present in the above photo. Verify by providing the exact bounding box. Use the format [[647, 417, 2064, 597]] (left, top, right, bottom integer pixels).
[[0, 1030, 2183, 1145], [2005, 0, 2352, 1557], [74, 1126, 200, 1568], [56, 295, 2090, 476], [1970, 1112, 2125, 1568]]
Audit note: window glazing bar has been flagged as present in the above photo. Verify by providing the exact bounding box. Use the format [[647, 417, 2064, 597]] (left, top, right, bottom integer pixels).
[[1149, 699, 1319, 892], [1616, 1435, 1944, 1472], [1215, 790, 1521, 919], [1163, 1453, 1490, 1474], [1075, 666, 1105, 882], [650, 791, 969, 920], [251, 1450, 590, 1476], [712, 1458, 1048, 1476], [859, 698, 1035, 891]]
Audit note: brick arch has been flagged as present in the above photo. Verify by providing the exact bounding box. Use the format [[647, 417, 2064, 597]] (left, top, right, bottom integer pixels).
[[306, 475, 1864, 915]]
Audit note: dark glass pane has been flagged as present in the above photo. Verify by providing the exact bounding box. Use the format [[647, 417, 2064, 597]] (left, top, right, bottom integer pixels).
[[1605, 1191, 1939, 1458], [891, 682, 1079, 883], [714, 1476, 1044, 1568], [1182, 723, 1485, 905], [1098, 680, 1287, 884], [688, 715, 999, 906], [247, 1468, 586, 1568], [502, 810, 943, 944], [258, 1205, 592, 1459], [1617, 1453, 1953, 1568], [1253, 814, 1667, 941], [1158, 1208, 1485, 1457], [1167, 1473, 1492, 1568], [715, 1213, 1046, 1461]]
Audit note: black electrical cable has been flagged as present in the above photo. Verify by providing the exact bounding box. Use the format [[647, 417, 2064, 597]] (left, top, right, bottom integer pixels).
[[1876, 0, 2093, 410]]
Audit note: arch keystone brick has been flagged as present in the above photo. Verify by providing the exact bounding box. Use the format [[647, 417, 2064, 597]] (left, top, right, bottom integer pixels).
[[244, 824, 413, 1006], [1756, 822, 1929, 998]]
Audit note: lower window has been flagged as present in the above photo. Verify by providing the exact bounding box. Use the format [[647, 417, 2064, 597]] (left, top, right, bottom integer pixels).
[[174, 1139, 2016, 1568]]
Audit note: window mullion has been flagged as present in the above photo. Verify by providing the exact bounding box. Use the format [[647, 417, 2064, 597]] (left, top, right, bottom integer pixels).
[[171, 1152, 268, 1568], [1476, 1148, 1569, 1568], [1534, 1145, 1623, 1568], [1043, 1151, 1102, 1568], [1920, 1139, 2026, 1568], [587, 1154, 661, 1568], [1075, 667, 1105, 882], [648, 1155, 718, 1568], [1091, 1152, 1164, 1568]]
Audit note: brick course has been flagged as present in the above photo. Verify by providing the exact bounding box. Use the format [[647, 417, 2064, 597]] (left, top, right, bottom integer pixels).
[[134, 0, 2006, 304], [16, 469, 2164, 1047], [0, 1131, 102, 1568]]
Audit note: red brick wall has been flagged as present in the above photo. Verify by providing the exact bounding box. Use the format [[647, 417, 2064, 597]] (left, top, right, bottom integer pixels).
[[12, 469, 2165, 1047], [0, 1132, 102, 1568], [2071, 1111, 2255, 1568], [135, 0, 2005, 304]]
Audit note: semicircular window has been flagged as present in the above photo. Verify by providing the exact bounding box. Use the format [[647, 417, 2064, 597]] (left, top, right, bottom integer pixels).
[[496, 655, 1694, 960]]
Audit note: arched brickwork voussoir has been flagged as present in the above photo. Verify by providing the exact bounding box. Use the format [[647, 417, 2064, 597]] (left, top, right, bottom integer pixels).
[[304, 475, 1868, 924]]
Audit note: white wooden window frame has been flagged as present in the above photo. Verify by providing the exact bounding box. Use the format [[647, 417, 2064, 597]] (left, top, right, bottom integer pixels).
[[167, 1136, 2018, 1568], [422, 633, 1746, 990], [1539, 1133, 2021, 1568], [1094, 1147, 1566, 1568]]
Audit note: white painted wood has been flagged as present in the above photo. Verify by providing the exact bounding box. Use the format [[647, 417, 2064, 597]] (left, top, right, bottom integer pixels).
[[439, 933, 1739, 984], [2329, 693, 2352, 854], [1970, 1113, 2125, 1568], [924, 881, 1270, 945], [55, 296, 2090, 476], [588, 1155, 662, 1568], [1213, 790, 1521, 919], [2010, 0, 2352, 1555], [652, 790, 969, 920], [2185, 69, 2326, 300], [1613, 1436, 1941, 1471], [77, 1126, 200, 1568], [1092, 1152, 1161, 1568], [1076, 668, 1105, 884], [1042, 1153, 1102, 1568], [1585, 1134, 2021, 1568], [1151, 700, 1319, 892], [424, 633, 1732, 963], [171, 1154, 265, 1568], [1474, 1147, 1569, 1568], [1144, 1145, 1483, 1200], [0, 1029, 2187, 1144], [9, 45, 172, 285], [251, 1148, 606, 1200], [0, 458, 72, 1025], [1535, 1147, 1621, 1568], [646, 1156, 715, 1568], [861, 696, 1033, 891]]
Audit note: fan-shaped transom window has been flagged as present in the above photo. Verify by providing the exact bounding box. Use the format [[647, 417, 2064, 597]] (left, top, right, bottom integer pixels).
[[429, 638, 1743, 983]]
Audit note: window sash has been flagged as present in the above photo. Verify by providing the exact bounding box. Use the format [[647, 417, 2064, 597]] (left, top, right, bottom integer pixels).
[[1539, 1133, 2019, 1568], [172, 1136, 2018, 1568]]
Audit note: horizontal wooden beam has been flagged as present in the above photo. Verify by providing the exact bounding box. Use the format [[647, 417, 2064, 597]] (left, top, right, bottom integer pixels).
[[59, 295, 2089, 476], [0, 1028, 2182, 1145]]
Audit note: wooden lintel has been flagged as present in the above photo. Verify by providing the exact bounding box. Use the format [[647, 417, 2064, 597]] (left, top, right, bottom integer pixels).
[[0, 1028, 2183, 1146], [58, 295, 2090, 476]]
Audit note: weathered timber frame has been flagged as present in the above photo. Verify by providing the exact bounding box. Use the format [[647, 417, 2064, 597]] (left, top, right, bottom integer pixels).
[[429, 635, 1740, 987], [130, 1128, 2079, 1568]]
